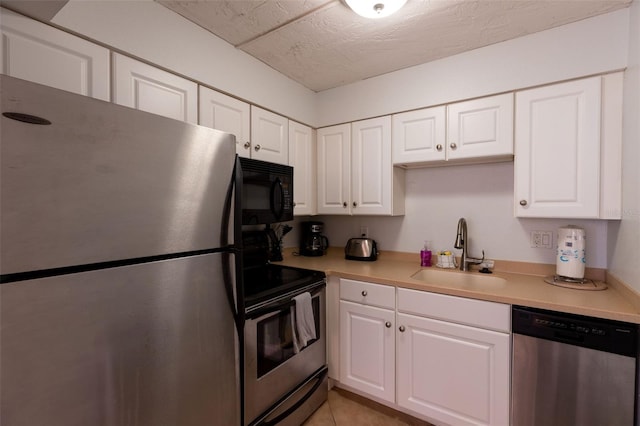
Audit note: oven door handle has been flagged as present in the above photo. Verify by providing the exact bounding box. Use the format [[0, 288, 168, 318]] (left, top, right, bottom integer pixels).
[[258, 367, 328, 426], [245, 281, 325, 320]]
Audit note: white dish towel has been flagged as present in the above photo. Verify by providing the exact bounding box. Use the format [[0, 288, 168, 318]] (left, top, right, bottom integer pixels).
[[292, 292, 316, 353]]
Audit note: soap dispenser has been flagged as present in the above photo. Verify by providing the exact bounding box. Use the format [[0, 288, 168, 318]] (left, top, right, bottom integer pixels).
[[420, 241, 432, 267]]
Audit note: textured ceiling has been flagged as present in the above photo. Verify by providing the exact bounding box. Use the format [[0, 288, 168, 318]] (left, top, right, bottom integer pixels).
[[158, 0, 631, 92]]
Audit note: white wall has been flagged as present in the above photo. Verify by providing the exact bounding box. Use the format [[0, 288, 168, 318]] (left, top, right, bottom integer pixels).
[[609, 0, 640, 290], [52, 0, 317, 126], [309, 163, 608, 269], [306, 8, 632, 271], [316, 8, 630, 127]]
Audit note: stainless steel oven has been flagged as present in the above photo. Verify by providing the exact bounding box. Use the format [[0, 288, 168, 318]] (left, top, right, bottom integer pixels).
[[244, 278, 327, 426]]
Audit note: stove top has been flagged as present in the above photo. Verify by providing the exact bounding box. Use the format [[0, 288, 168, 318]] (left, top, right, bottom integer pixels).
[[242, 263, 325, 309]]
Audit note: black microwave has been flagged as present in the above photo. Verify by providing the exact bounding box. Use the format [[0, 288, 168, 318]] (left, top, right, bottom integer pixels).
[[238, 157, 294, 225]]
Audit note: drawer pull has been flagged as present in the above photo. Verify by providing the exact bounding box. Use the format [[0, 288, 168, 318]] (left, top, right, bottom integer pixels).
[[399, 325, 406, 332], [385, 322, 392, 328], [361, 290, 367, 297]]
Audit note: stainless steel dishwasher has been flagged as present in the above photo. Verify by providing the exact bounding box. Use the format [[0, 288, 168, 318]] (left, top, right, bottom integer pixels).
[[512, 306, 639, 426]]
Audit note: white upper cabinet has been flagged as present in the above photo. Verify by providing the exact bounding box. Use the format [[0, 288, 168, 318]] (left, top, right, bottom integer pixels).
[[317, 123, 352, 215], [288, 121, 316, 216], [250, 106, 289, 165], [112, 53, 197, 123], [318, 117, 405, 216], [514, 74, 622, 219], [392, 94, 513, 167], [0, 9, 110, 101], [199, 86, 250, 156], [447, 93, 514, 161], [392, 106, 446, 164], [352, 116, 404, 215]]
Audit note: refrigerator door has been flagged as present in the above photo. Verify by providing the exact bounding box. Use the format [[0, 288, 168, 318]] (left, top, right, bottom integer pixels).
[[1, 76, 236, 275], [0, 253, 239, 426]]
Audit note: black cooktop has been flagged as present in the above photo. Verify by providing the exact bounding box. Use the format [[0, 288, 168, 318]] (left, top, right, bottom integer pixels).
[[242, 263, 325, 309]]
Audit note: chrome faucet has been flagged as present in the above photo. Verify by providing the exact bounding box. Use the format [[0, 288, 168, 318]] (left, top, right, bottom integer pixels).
[[454, 218, 484, 271]]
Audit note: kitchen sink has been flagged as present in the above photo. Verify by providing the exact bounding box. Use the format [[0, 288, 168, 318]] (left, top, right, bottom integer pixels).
[[411, 268, 507, 287]]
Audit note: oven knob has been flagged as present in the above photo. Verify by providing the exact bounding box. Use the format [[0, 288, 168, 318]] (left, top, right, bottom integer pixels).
[[361, 290, 367, 297], [385, 322, 392, 328], [399, 326, 406, 332]]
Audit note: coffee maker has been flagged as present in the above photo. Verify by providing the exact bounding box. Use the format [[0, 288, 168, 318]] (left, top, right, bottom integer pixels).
[[299, 221, 329, 256]]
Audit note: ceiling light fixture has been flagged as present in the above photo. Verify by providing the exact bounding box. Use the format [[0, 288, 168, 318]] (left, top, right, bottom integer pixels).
[[345, 0, 408, 19]]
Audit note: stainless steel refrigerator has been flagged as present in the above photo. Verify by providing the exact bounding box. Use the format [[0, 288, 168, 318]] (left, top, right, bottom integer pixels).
[[0, 75, 242, 426]]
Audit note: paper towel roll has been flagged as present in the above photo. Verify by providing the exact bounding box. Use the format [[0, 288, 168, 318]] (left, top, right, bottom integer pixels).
[[556, 226, 586, 279]]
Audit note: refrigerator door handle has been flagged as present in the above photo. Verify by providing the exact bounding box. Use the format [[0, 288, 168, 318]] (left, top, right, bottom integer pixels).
[[221, 157, 243, 331]]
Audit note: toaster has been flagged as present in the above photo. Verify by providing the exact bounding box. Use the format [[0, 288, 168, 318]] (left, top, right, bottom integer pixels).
[[345, 238, 378, 261]]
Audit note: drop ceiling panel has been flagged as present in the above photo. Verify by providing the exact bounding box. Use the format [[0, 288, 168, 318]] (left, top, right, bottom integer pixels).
[[158, 0, 631, 92], [158, 0, 332, 45]]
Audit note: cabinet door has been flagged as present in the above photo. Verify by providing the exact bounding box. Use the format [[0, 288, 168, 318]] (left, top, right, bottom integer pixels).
[[447, 93, 514, 161], [392, 106, 446, 165], [288, 121, 316, 216], [351, 116, 394, 215], [199, 86, 250, 157], [514, 77, 601, 218], [0, 9, 110, 101], [397, 313, 510, 426], [250, 106, 288, 165], [112, 53, 197, 123], [317, 124, 351, 215], [339, 300, 395, 403]]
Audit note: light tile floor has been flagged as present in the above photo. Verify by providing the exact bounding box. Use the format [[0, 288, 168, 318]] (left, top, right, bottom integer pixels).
[[303, 388, 433, 426]]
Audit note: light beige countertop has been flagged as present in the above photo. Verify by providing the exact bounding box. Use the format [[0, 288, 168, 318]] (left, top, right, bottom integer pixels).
[[278, 247, 640, 324]]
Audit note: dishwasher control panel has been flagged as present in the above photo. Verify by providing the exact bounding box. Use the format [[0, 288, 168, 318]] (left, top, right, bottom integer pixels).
[[513, 306, 638, 357]]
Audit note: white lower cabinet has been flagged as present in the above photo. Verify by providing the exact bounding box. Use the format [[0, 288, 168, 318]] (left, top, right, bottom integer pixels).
[[338, 279, 396, 403], [396, 288, 510, 426], [396, 312, 510, 426], [337, 280, 511, 426], [339, 300, 395, 403]]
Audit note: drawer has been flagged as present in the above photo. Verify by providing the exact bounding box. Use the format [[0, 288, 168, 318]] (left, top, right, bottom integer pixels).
[[397, 288, 510, 332], [340, 279, 395, 310]]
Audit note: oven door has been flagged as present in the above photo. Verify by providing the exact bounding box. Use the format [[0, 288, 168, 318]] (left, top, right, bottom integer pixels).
[[244, 281, 326, 425]]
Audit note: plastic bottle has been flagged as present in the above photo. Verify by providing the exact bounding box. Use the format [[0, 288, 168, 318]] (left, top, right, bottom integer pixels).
[[420, 241, 432, 267]]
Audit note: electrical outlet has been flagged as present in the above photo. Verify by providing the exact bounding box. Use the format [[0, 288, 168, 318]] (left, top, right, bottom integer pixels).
[[530, 231, 553, 249], [360, 226, 368, 237]]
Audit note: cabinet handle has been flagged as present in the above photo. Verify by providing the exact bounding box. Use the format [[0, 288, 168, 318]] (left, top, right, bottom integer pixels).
[[254, 144, 261, 151], [353, 201, 357, 208], [399, 325, 406, 332], [361, 290, 367, 297], [343, 202, 348, 208], [385, 322, 392, 328], [436, 144, 443, 151], [450, 142, 457, 150], [243, 141, 251, 149], [519, 200, 528, 206]]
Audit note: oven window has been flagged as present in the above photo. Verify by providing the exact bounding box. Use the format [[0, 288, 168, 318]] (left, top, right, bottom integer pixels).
[[256, 296, 320, 378]]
